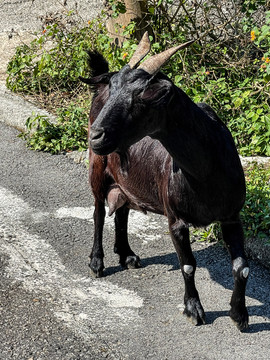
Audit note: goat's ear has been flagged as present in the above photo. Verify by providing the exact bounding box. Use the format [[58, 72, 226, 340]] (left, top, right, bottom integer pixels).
[[79, 73, 114, 86], [139, 79, 173, 106], [86, 50, 109, 76]]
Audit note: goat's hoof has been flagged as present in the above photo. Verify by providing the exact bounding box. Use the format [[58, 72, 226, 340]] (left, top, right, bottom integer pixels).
[[89, 258, 104, 278], [183, 298, 206, 326], [229, 308, 249, 331], [123, 255, 141, 269], [90, 268, 104, 278]]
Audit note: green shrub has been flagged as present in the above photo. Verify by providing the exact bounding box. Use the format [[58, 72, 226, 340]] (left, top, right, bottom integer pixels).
[[20, 102, 89, 153], [6, 22, 90, 94], [6, 10, 136, 95]]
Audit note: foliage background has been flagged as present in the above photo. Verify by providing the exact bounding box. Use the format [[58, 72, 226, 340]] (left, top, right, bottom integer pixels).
[[6, 0, 270, 156]]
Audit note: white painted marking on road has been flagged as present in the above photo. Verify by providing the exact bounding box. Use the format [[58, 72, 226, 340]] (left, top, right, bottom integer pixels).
[[55, 206, 92, 220], [0, 186, 143, 344], [128, 210, 163, 243], [55, 205, 163, 243], [90, 280, 143, 308]]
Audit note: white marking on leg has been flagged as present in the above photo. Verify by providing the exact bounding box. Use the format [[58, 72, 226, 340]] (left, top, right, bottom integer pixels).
[[242, 267, 249, 278], [183, 265, 193, 274]]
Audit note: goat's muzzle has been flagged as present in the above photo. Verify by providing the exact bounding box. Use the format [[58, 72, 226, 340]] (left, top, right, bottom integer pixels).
[[90, 127, 105, 151], [90, 127, 116, 155]]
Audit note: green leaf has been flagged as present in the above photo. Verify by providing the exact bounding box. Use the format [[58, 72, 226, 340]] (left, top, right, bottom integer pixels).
[[233, 97, 243, 108]]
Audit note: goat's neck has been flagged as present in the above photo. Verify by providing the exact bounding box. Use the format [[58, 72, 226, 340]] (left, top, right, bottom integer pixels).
[[156, 91, 214, 181]]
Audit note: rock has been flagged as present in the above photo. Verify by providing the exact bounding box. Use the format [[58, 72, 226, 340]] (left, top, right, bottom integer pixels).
[[240, 155, 270, 169]]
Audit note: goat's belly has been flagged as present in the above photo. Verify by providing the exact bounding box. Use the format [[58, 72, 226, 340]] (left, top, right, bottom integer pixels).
[[118, 183, 165, 215], [127, 199, 164, 215], [167, 189, 245, 227]]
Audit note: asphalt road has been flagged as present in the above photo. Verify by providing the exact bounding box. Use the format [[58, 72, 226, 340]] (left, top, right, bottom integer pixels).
[[1, 121, 270, 360]]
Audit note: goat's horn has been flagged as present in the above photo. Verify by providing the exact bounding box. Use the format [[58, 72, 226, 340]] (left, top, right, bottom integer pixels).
[[138, 39, 195, 75], [128, 31, 151, 69]]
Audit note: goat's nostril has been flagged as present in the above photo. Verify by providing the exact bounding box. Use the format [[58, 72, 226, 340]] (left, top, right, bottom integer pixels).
[[90, 127, 105, 142]]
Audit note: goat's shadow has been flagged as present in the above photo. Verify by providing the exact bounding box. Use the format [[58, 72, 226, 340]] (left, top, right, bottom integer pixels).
[[104, 243, 270, 333]]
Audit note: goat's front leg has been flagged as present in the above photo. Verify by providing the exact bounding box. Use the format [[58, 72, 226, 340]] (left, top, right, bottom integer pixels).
[[221, 218, 249, 331], [169, 219, 205, 325], [114, 206, 141, 269], [89, 199, 106, 277]]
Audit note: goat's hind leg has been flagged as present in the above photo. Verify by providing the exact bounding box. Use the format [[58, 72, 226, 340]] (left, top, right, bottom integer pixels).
[[89, 198, 106, 277], [169, 219, 205, 325], [221, 217, 249, 331], [114, 206, 141, 269]]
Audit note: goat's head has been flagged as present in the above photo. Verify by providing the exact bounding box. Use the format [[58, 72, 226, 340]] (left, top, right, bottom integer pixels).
[[88, 32, 194, 155]]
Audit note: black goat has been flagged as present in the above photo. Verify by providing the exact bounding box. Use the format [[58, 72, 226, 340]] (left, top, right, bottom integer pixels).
[[81, 33, 249, 330]]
